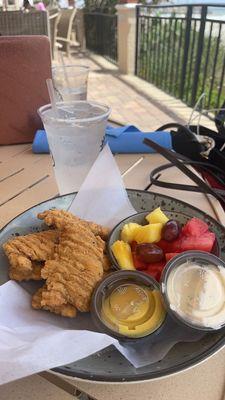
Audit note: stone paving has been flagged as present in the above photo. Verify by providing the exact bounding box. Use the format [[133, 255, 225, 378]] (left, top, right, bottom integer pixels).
[[56, 52, 215, 132]]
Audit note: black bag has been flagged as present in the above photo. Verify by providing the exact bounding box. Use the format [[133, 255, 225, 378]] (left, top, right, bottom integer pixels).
[[144, 117, 225, 209]]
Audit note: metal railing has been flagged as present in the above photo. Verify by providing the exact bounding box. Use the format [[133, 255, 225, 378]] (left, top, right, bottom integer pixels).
[[135, 4, 225, 111], [84, 10, 117, 64]]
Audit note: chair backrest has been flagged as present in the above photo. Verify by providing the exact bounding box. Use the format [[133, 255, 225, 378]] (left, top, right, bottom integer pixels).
[[0, 35, 51, 145], [48, 7, 59, 17], [56, 8, 76, 41], [0, 10, 49, 36], [49, 8, 60, 57], [73, 8, 85, 50]]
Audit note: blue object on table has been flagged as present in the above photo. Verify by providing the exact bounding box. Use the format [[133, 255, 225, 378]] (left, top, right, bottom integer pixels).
[[32, 125, 172, 154], [105, 125, 172, 153], [32, 130, 50, 153]]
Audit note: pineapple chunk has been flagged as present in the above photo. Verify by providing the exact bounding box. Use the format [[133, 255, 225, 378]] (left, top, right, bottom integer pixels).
[[121, 222, 140, 243], [111, 240, 135, 270], [134, 223, 163, 244], [146, 207, 169, 225]]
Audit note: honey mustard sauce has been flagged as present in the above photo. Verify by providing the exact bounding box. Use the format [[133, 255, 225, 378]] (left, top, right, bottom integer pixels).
[[101, 283, 166, 338]]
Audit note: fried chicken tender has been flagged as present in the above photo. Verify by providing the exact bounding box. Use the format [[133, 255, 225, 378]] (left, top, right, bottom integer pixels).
[[102, 254, 111, 272], [32, 285, 77, 318], [39, 209, 112, 271], [38, 209, 109, 240], [3, 230, 59, 281], [38, 222, 105, 314], [8, 261, 43, 281]]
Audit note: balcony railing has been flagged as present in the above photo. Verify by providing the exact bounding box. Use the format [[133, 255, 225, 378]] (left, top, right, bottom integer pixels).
[[84, 10, 117, 64], [135, 4, 225, 110]]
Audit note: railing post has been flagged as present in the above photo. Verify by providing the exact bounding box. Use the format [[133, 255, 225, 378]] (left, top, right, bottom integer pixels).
[[179, 6, 193, 100], [135, 5, 139, 75], [116, 3, 138, 74], [191, 5, 207, 106]]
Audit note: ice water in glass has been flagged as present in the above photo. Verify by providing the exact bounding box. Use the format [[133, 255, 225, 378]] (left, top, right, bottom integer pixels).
[[38, 101, 110, 194], [52, 65, 89, 101]]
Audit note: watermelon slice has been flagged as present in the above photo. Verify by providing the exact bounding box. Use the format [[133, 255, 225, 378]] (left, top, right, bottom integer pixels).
[[165, 253, 180, 261], [132, 253, 148, 270], [158, 232, 215, 254], [158, 217, 215, 254], [179, 232, 215, 252], [157, 239, 180, 253], [182, 217, 209, 236], [145, 261, 166, 282]]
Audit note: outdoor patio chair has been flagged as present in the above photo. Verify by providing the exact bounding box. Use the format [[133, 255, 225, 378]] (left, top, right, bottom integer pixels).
[[56, 8, 79, 58], [49, 8, 60, 59], [0, 35, 51, 144], [0, 10, 49, 36], [73, 8, 86, 51]]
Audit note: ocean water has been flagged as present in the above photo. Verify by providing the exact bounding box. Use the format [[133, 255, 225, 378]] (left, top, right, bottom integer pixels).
[[161, 1, 225, 18], [207, 6, 225, 18]]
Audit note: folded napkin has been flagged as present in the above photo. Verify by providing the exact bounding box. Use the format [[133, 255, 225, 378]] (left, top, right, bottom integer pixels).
[[32, 130, 50, 153], [32, 125, 172, 154], [106, 125, 172, 153]]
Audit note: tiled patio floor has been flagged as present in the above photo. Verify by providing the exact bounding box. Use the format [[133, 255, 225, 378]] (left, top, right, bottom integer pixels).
[[55, 52, 185, 131], [57, 52, 215, 131]]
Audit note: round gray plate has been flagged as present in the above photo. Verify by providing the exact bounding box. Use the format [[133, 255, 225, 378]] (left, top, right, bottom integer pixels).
[[1, 189, 225, 382]]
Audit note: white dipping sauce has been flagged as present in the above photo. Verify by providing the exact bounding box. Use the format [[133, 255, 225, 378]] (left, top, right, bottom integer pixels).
[[166, 261, 225, 329]]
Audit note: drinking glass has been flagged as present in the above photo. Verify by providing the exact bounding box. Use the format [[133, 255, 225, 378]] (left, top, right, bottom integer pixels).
[[38, 101, 110, 194], [52, 65, 89, 101]]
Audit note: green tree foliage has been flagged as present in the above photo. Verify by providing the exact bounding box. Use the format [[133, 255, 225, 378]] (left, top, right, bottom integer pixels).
[[84, 0, 117, 13], [137, 16, 225, 110]]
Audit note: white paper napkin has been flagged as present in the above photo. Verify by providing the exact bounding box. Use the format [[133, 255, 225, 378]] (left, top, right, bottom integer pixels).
[[69, 144, 136, 228], [0, 281, 116, 385]]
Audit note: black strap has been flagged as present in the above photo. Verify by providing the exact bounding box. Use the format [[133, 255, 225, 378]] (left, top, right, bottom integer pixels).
[[143, 137, 225, 208], [156, 123, 196, 137], [150, 162, 225, 195], [151, 156, 225, 189]]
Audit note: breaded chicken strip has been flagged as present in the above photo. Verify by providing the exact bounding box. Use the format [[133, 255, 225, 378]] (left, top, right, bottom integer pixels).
[[38, 209, 109, 240], [32, 285, 77, 318], [102, 254, 111, 272], [38, 222, 104, 314], [3, 230, 59, 281], [38, 210, 112, 269]]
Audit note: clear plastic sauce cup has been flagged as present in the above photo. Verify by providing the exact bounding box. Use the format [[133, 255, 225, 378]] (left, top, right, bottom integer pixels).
[[161, 251, 225, 331], [91, 270, 167, 341]]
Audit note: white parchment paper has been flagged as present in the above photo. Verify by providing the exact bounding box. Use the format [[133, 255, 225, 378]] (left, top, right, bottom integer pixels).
[[0, 145, 204, 384], [69, 144, 136, 227], [0, 281, 117, 385]]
